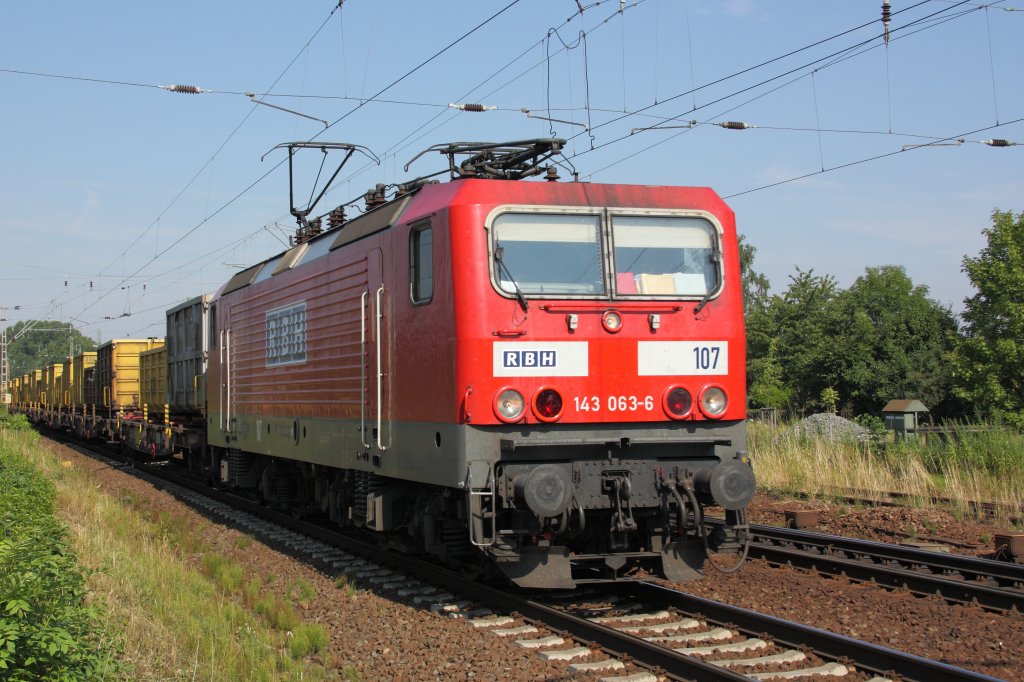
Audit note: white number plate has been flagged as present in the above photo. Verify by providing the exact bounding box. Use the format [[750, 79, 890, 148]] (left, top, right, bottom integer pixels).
[[637, 341, 728, 376]]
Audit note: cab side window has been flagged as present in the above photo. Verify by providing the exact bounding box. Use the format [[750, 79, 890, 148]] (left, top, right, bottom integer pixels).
[[208, 304, 217, 348], [409, 223, 433, 305]]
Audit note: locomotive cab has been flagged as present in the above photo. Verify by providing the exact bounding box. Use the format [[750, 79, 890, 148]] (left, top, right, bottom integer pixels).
[[443, 171, 755, 587]]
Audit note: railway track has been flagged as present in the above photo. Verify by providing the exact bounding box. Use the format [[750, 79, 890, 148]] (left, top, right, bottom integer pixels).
[[52, 434, 1005, 681], [847, 488, 1024, 519], [778, 488, 1023, 521], [713, 519, 1024, 613]]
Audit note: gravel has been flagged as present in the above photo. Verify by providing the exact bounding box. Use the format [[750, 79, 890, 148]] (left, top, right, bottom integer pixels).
[[47, 439, 1024, 680], [794, 413, 871, 442], [44, 440, 631, 681]]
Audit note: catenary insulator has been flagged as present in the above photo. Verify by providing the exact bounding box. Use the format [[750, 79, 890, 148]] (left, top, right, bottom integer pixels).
[[448, 103, 496, 112], [159, 84, 208, 94], [981, 139, 1016, 147], [719, 121, 755, 130], [882, 1, 891, 46]]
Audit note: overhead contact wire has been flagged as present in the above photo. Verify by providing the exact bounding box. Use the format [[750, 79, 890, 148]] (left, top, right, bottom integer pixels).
[[91, 3, 344, 282], [573, 0, 979, 172], [723, 116, 1024, 199]]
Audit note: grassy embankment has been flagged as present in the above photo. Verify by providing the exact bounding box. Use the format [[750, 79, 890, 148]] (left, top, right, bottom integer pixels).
[[0, 411, 119, 679], [750, 419, 1024, 521], [0, 411, 342, 681]]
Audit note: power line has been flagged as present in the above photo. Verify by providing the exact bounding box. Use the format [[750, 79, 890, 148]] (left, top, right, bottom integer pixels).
[[69, 2, 525, 326], [574, 0, 989, 176], [91, 3, 345, 281], [723, 116, 1024, 200]]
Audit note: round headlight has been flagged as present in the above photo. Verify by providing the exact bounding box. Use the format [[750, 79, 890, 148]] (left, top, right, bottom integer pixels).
[[494, 388, 526, 422], [663, 386, 693, 419], [601, 310, 623, 333], [699, 386, 728, 418], [532, 387, 563, 422]]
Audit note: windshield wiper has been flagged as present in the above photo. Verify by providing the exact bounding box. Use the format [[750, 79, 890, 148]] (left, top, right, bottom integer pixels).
[[494, 245, 529, 313], [693, 249, 722, 316]]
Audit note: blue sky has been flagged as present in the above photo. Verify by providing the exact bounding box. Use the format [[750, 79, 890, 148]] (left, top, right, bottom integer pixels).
[[1, 1, 1021, 342]]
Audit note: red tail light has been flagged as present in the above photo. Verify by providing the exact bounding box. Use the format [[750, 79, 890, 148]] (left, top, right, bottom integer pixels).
[[663, 386, 693, 419], [533, 388, 563, 422]]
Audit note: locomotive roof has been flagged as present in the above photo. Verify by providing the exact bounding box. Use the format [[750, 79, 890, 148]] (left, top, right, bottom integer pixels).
[[215, 178, 731, 299], [219, 193, 415, 297]]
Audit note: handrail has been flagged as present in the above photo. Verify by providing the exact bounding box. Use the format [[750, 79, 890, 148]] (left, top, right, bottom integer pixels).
[[375, 285, 387, 451], [360, 291, 370, 449], [225, 329, 232, 432], [219, 331, 225, 431]]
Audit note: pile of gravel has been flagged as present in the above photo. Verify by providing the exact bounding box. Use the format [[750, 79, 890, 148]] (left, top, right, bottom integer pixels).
[[794, 412, 871, 442]]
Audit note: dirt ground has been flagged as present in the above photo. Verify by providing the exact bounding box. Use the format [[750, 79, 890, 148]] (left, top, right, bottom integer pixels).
[[48, 440, 1023, 680]]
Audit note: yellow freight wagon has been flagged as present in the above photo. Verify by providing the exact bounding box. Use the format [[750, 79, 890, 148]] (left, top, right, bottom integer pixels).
[[139, 346, 168, 411], [62, 358, 73, 407], [32, 370, 43, 405], [71, 352, 97, 408], [51, 364, 65, 408], [93, 339, 164, 411], [41, 367, 50, 405], [44, 364, 63, 407]]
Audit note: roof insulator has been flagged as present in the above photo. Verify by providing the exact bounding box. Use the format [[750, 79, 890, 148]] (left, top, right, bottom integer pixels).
[[159, 84, 208, 94], [718, 121, 755, 130], [328, 207, 346, 231]]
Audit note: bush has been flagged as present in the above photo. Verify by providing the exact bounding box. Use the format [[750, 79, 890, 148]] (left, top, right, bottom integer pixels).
[[0, 410, 31, 432], [0, 446, 119, 679], [853, 413, 888, 450]]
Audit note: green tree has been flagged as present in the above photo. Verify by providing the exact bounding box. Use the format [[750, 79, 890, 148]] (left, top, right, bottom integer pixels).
[[6, 321, 97, 378], [744, 265, 958, 417], [739, 234, 786, 408], [829, 266, 960, 416], [738, 234, 770, 315], [770, 268, 841, 411], [952, 210, 1024, 424], [748, 337, 793, 409], [820, 387, 839, 413]]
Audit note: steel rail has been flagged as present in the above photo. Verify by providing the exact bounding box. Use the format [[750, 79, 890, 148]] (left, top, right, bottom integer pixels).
[[718, 520, 1024, 612], [614, 581, 1003, 682]]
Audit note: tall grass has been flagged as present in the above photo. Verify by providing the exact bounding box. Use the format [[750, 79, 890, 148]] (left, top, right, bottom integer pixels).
[[750, 419, 1024, 519], [2, 420, 329, 680]]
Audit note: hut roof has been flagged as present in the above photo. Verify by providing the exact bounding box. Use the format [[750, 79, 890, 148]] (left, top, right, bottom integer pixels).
[[881, 399, 928, 413]]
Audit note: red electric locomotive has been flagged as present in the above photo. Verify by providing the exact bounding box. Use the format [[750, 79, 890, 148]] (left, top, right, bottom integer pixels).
[[203, 140, 754, 587]]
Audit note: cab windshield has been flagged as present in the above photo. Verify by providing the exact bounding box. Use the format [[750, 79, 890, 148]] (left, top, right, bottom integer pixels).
[[490, 211, 719, 299], [492, 213, 604, 295], [611, 215, 719, 296]]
